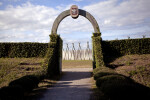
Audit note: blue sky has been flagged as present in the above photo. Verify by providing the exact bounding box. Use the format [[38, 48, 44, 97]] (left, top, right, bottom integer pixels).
[[0, 0, 150, 48]]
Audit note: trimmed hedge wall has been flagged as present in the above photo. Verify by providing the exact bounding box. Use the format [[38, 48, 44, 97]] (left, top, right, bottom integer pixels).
[[92, 33, 105, 68], [0, 43, 48, 58], [102, 38, 150, 57], [1, 38, 149, 59], [42, 34, 63, 77]]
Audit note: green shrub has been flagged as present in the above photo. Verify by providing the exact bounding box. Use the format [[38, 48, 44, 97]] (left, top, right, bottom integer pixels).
[[94, 71, 118, 80], [34, 70, 46, 81], [42, 34, 63, 77], [93, 67, 116, 80], [102, 38, 150, 58], [96, 74, 129, 87], [92, 33, 105, 68], [93, 66, 114, 74], [96, 74, 150, 100], [9, 75, 40, 92], [0, 85, 24, 100], [0, 43, 48, 58]]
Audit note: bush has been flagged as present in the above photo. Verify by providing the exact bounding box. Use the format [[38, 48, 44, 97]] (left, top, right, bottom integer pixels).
[[94, 71, 118, 80], [92, 33, 105, 68], [96, 74, 129, 87], [96, 74, 150, 100], [0, 70, 46, 99], [34, 70, 46, 81], [43, 34, 63, 77], [0, 43, 48, 58], [102, 38, 150, 58], [93, 67, 117, 80], [0, 85, 24, 100], [93, 67, 113, 74], [9, 75, 40, 92]]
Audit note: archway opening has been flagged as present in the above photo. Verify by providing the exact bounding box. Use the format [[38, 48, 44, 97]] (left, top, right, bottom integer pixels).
[[57, 16, 93, 69]]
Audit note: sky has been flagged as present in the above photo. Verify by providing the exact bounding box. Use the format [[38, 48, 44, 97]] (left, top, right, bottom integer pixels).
[[0, 0, 150, 49]]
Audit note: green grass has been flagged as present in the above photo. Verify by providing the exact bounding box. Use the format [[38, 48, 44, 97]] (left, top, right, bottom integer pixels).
[[0, 58, 44, 88], [62, 60, 92, 68]]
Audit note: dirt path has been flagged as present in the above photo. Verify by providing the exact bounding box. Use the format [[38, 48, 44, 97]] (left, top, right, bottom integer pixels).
[[39, 68, 93, 100]]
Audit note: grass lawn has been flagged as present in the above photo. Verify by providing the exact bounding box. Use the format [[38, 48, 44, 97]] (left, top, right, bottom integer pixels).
[[62, 60, 92, 68], [108, 54, 150, 87], [0, 58, 44, 88]]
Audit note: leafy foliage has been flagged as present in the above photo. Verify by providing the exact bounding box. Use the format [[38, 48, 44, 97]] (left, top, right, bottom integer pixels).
[[0, 43, 48, 58], [0, 85, 24, 100], [42, 34, 63, 77], [92, 33, 105, 68], [102, 38, 150, 57]]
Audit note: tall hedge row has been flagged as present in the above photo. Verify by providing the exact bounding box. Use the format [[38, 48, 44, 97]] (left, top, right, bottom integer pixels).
[[92, 33, 105, 68], [0, 43, 48, 58], [42, 34, 63, 77], [102, 38, 150, 58]]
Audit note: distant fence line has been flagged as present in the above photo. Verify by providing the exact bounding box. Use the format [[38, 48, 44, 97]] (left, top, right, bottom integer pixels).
[[62, 42, 92, 60]]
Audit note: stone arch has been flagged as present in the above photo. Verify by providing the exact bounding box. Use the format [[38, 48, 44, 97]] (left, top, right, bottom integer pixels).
[[46, 6, 102, 76], [51, 9, 100, 34]]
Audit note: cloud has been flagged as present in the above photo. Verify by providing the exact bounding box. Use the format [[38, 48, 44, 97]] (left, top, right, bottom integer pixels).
[[83, 0, 150, 30], [82, 0, 150, 40], [0, 0, 150, 43], [58, 16, 93, 34], [0, 2, 90, 43], [0, 2, 61, 42], [0, 2, 60, 31]]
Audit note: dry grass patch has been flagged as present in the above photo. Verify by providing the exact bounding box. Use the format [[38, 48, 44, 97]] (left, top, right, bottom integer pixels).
[[62, 60, 92, 68], [109, 54, 150, 87], [0, 58, 44, 88]]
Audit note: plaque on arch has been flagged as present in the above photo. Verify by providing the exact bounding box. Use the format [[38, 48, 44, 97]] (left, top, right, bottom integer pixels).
[[70, 5, 79, 19]]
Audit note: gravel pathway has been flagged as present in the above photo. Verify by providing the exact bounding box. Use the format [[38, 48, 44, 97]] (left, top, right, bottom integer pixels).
[[39, 68, 93, 100]]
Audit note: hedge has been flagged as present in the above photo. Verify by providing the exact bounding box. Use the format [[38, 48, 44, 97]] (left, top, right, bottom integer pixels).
[[42, 34, 63, 77], [92, 33, 105, 68], [93, 67, 117, 80], [0, 85, 24, 100], [0, 70, 46, 100], [92, 36, 150, 99], [102, 38, 150, 57], [93, 67, 150, 100], [0, 43, 48, 58], [1, 38, 149, 59]]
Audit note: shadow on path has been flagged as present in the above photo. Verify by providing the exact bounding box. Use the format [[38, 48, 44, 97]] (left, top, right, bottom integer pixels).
[[25, 68, 93, 100]]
